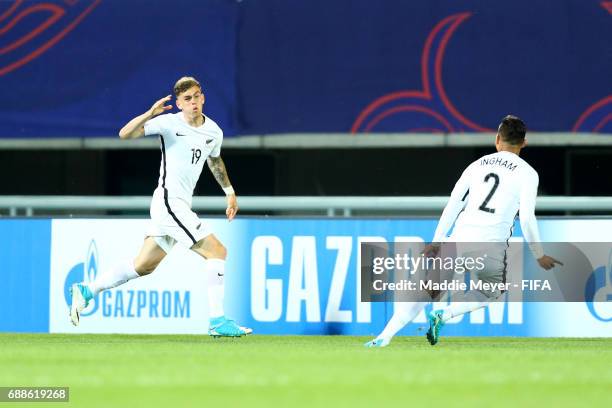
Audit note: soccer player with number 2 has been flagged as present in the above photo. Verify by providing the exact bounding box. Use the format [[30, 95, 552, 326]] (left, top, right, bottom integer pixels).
[[69, 76, 252, 337], [365, 115, 561, 348]]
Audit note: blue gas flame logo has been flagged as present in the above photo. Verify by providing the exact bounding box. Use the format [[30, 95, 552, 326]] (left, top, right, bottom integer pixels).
[[63, 240, 99, 316]]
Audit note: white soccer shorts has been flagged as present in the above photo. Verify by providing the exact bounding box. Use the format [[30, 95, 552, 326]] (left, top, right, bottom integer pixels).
[[456, 242, 507, 299], [146, 196, 210, 253]]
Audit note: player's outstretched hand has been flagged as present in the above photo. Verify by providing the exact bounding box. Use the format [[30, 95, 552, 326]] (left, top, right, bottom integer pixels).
[[537, 255, 563, 270], [226, 194, 239, 222], [149, 95, 173, 117]]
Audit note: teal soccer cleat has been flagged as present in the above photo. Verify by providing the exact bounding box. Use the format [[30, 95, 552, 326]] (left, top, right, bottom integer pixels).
[[426, 310, 445, 345], [69, 283, 93, 326], [209, 317, 252, 338], [364, 338, 390, 348]]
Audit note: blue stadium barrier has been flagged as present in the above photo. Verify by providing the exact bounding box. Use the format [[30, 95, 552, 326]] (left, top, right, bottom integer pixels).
[[1, 218, 610, 337]]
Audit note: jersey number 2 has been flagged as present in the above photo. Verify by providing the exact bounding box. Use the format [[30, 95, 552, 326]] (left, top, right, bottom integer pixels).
[[479, 172, 499, 213]]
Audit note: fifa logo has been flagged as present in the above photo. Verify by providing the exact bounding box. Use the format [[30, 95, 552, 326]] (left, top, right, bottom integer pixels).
[[63, 240, 99, 316]]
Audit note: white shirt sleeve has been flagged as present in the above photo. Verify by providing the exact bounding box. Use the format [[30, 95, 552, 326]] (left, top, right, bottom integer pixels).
[[143, 116, 164, 137], [210, 128, 223, 158], [432, 163, 472, 242], [519, 170, 544, 259]]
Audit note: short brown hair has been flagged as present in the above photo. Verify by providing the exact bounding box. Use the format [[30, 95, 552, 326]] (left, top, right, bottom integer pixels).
[[173, 76, 201, 97], [498, 115, 526, 145]]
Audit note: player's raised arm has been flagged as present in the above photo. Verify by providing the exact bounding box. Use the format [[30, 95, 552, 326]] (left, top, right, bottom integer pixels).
[[431, 164, 472, 244], [118, 95, 173, 139], [207, 156, 238, 221]]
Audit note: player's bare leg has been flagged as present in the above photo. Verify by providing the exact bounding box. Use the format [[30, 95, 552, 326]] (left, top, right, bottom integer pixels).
[[133, 237, 168, 276], [191, 234, 252, 337], [69, 237, 166, 326]]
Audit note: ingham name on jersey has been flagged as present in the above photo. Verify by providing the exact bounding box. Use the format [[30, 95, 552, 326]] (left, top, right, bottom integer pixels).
[[479, 154, 519, 172]]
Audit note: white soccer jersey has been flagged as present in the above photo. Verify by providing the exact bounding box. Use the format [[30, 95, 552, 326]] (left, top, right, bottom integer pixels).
[[433, 150, 544, 258], [144, 112, 223, 206]]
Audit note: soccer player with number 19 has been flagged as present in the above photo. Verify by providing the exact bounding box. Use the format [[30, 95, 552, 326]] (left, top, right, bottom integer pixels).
[[69, 76, 252, 337]]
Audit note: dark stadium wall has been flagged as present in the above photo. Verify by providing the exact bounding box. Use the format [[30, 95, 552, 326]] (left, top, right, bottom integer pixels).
[[0, 148, 610, 201], [0, 151, 107, 196], [0, 0, 610, 137]]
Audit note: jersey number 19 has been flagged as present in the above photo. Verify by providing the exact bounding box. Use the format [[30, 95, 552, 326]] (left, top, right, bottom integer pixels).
[[191, 148, 202, 164]]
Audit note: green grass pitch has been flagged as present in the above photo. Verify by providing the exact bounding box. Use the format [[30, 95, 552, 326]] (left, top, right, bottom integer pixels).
[[0, 334, 609, 407]]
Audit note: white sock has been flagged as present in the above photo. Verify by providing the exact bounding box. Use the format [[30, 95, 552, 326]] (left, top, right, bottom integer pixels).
[[206, 259, 226, 319], [378, 301, 428, 341], [88, 259, 139, 296], [439, 291, 491, 321], [440, 302, 489, 321]]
